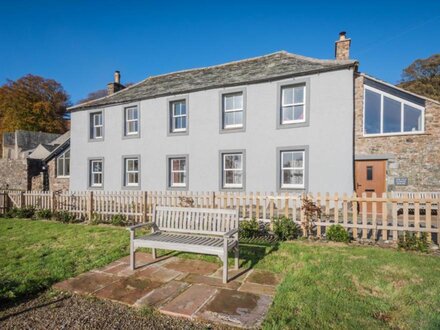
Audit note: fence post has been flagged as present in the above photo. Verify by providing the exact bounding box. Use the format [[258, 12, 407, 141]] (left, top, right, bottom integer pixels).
[[20, 191, 25, 208], [142, 191, 148, 222], [211, 191, 216, 208], [51, 191, 56, 213], [87, 191, 94, 222]]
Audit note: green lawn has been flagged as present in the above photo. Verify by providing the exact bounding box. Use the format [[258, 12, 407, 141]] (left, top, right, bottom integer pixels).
[[2, 219, 440, 329]]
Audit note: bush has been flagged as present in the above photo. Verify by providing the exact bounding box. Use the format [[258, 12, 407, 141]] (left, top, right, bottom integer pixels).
[[3, 207, 35, 219], [35, 209, 52, 220], [53, 211, 77, 223], [272, 216, 300, 241], [89, 212, 102, 225], [110, 214, 127, 226], [326, 224, 350, 243], [398, 232, 429, 253], [239, 218, 260, 239]]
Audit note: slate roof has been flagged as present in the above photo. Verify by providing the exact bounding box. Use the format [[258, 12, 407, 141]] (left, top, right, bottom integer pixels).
[[69, 51, 357, 111]]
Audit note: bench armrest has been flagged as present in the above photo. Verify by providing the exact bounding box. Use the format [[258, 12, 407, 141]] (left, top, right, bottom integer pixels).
[[223, 228, 239, 238], [127, 223, 151, 231]]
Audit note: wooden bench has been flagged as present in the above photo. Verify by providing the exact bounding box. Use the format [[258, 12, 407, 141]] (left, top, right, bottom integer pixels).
[[128, 206, 239, 283]]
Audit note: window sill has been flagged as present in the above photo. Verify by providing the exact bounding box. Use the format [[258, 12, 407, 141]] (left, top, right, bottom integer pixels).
[[220, 126, 245, 134], [56, 176, 70, 179], [122, 185, 141, 190], [88, 137, 104, 142], [167, 185, 189, 191], [362, 131, 426, 138], [122, 133, 140, 140]]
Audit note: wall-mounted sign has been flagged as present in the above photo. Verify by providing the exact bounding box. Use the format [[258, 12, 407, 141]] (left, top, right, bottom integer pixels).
[[394, 177, 408, 186]]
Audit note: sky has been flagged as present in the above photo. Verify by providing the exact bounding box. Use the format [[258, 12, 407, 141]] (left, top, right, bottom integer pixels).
[[0, 0, 439, 104]]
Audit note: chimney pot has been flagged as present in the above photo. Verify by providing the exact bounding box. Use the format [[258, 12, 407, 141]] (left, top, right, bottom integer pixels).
[[114, 71, 121, 84], [335, 31, 351, 61]]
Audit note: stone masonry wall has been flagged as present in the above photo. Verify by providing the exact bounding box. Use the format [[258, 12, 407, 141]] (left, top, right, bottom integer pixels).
[[354, 74, 440, 192], [0, 159, 28, 190], [47, 157, 69, 191]]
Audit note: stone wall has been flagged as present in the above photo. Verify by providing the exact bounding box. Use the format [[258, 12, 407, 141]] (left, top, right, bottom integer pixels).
[[0, 159, 28, 190], [354, 74, 440, 192], [47, 157, 69, 191]]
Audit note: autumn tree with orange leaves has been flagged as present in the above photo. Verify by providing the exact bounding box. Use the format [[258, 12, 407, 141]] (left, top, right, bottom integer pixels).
[[0, 74, 70, 137]]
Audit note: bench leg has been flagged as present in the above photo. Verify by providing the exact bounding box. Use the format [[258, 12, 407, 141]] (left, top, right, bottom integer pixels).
[[152, 248, 156, 260], [223, 254, 228, 284], [234, 246, 239, 270], [130, 232, 135, 270]]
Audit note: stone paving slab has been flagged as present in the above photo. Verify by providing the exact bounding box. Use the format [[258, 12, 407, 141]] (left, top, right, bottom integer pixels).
[[53, 272, 119, 295], [163, 258, 219, 275], [137, 266, 184, 283], [160, 284, 218, 318], [197, 289, 273, 328], [211, 267, 253, 282], [135, 280, 190, 307], [94, 276, 162, 305], [184, 274, 241, 290]]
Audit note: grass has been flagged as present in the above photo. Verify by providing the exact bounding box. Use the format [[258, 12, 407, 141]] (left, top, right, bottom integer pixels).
[[0, 218, 128, 304], [2, 219, 440, 329]]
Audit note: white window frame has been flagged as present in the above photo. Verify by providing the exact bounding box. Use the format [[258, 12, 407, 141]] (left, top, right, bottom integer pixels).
[[222, 153, 243, 189], [171, 100, 187, 132], [124, 158, 139, 187], [281, 150, 305, 189], [56, 148, 70, 178], [91, 112, 103, 139], [363, 85, 425, 137], [169, 158, 187, 188], [125, 106, 139, 136], [281, 85, 306, 125], [223, 92, 244, 129], [90, 160, 103, 187]]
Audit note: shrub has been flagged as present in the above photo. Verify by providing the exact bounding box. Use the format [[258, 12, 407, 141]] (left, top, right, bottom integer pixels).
[[53, 211, 76, 223], [272, 216, 300, 241], [110, 214, 127, 227], [35, 209, 52, 220], [301, 196, 322, 237], [239, 218, 260, 239], [326, 224, 350, 243], [89, 212, 102, 225], [5, 207, 36, 219], [398, 232, 429, 253]]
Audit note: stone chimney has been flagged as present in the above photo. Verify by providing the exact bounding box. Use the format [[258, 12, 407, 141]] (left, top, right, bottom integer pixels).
[[335, 31, 351, 60], [107, 70, 125, 95]]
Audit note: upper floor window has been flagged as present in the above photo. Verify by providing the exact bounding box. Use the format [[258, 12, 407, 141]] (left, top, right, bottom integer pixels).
[[124, 157, 139, 187], [170, 100, 187, 133], [56, 149, 70, 178], [90, 112, 103, 140], [222, 152, 244, 189], [364, 86, 424, 136], [281, 85, 306, 125], [89, 159, 103, 187], [124, 106, 139, 136], [222, 92, 244, 129], [280, 150, 305, 189]]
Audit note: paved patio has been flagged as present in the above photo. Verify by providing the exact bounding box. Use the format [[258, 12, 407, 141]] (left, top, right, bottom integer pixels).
[[53, 253, 281, 328]]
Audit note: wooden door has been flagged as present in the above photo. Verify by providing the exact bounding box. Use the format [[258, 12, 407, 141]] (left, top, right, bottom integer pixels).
[[355, 160, 386, 213]]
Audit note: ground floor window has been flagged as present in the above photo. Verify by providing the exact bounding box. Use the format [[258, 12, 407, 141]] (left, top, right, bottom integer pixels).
[[222, 152, 244, 189], [124, 157, 140, 187], [169, 157, 187, 188], [56, 149, 70, 178], [90, 159, 103, 187], [280, 150, 305, 189]]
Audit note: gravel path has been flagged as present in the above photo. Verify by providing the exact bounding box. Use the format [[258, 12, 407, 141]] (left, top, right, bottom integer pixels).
[[0, 291, 233, 330]]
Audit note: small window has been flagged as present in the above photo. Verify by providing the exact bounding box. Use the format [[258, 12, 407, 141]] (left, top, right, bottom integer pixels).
[[170, 100, 187, 132], [366, 166, 373, 181], [281, 85, 306, 124], [223, 92, 243, 129], [90, 160, 103, 187], [222, 153, 243, 189], [281, 150, 305, 189], [124, 158, 139, 187], [56, 149, 70, 178], [364, 87, 424, 136], [90, 112, 103, 139], [124, 106, 139, 136], [169, 157, 187, 188]]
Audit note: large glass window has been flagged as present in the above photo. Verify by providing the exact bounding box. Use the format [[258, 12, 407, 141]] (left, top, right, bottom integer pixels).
[[281, 85, 306, 124], [169, 158, 187, 187], [364, 87, 424, 135], [170, 100, 187, 132], [124, 158, 139, 187], [56, 149, 70, 177], [223, 92, 243, 129], [90, 160, 103, 187], [222, 153, 243, 188], [90, 112, 103, 139], [125, 106, 139, 136], [281, 151, 305, 189]]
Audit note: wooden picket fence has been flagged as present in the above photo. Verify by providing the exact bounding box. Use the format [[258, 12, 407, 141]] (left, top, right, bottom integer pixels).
[[1, 190, 439, 243]]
